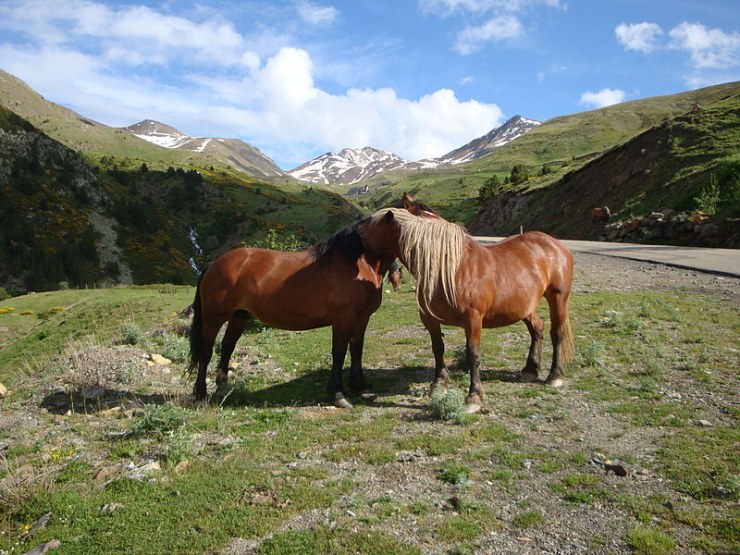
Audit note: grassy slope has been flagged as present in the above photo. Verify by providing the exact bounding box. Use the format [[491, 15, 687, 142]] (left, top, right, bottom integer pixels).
[[468, 93, 740, 243], [0, 279, 737, 554], [358, 81, 740, 222]]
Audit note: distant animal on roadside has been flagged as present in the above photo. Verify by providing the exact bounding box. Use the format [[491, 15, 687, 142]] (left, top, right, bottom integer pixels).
[[189, 219, 396, 408], [386, 260, 403, 291], [360, 203, 575, 413], [591, 206, 611, 221]]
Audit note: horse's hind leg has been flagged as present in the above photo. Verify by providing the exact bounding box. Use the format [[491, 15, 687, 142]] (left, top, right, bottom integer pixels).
[[544, 290, 574, 387], [463, 312, 485, 412], [521, 311, 544, 383], [420, 313, 450, 396], [194, 321, 221, 400], [215, 310, 252, 389]]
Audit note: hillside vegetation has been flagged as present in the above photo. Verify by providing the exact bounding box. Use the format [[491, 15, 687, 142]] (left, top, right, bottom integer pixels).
[[0, 105, 363, 294], [469, 92, 740, 246], [357, 81, 740, 227]]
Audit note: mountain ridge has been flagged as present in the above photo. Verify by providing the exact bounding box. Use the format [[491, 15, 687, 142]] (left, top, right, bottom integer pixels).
[[287, 115, 540, 185]]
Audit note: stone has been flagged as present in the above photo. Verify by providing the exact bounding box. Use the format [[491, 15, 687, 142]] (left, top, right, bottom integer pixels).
[[0, 382, 7, 396], [150, 354, 172, 366]]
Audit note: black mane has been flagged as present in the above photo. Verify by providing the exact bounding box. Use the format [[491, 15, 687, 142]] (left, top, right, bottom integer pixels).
[[310, 217, 368, 262]]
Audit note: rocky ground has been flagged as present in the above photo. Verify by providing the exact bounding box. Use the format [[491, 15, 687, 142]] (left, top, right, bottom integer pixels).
[[225, 253, 739, 554]]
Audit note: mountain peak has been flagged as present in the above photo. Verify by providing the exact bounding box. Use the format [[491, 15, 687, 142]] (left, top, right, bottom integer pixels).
[[123, 119, 284, 177], [288, 146, 408, 185], [127, 120, 185, 138]]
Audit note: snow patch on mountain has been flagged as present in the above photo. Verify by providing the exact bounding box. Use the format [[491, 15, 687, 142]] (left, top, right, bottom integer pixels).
[[289, 147, 409, 185]]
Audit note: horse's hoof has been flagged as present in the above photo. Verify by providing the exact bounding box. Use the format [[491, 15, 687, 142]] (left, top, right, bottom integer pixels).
[[334, 394, 354, 409], [546, 378, 564, 388], [464, 403, 482, 414], [359, 391, 377, 402], [521, 372, 538, 383]]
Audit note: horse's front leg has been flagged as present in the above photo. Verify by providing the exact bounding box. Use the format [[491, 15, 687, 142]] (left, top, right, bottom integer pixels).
[[348, 319, 377, 402], [420, 312, 449, 396], [464, 312, 485, 412], [329, 327, 352, 409]]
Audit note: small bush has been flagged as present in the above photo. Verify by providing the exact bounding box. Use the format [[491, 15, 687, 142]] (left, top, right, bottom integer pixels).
[[161, 334, 188, 363], [430, 388, 466, 422], [512, 509, 546, 529], [63, 342, 140, 390], [627, 526, 676, 555], [0, 287, 11, 301], [120, 322, 144, 345], [131, 402, 189, 437], [438, 463, 471, 486]]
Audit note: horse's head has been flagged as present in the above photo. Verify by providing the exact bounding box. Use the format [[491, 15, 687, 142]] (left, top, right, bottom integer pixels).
[[401, 192, 440, 219], [386, 261, 403, 291], [359, 209, 403, 258]]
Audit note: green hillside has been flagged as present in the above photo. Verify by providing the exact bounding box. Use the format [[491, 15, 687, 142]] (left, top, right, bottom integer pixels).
[[359, 81, 740, 222], [0, 105, 363, 295], [469, 92, 740, 246]]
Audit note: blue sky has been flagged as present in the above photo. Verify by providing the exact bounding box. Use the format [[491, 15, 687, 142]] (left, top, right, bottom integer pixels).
[[0, 1, 738, 169]]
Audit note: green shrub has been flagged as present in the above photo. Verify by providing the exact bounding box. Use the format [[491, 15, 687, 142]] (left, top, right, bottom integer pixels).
[[131, 402, 189, 437], [161, 334, 188, 363], [121, 322, 144, 345], [430, 388, 466, 422], [627, 526, 676, 555]]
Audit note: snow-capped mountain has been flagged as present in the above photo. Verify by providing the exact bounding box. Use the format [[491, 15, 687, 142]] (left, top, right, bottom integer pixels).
[[435, 115, 541, 166], [288, 116, 540, 185], [126, 120, 285, 178], [288, 146, 410, 185]]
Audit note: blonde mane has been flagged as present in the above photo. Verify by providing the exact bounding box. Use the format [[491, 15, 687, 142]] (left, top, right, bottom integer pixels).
[[369, 208, 467, 313]]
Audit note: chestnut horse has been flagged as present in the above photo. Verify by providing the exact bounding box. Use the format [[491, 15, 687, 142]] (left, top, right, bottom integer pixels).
[[360, 207, 575, 412], [189, 221, 395, 408], [386, 260, 403, 291]]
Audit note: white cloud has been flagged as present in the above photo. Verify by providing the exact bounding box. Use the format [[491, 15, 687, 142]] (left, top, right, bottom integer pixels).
[[579, 88, 626, 109], [296, 1, 339, 26], [236, 50, 504, 163], [455, 15, 524, 54], [419, 0, 563, 55], [419, 0, 563, 16], [0, 1, 503, 167], [615, 22, 663, 53], [668, 22, 740, 70]]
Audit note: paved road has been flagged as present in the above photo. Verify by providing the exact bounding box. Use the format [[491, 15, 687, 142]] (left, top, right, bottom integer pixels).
[[473, 237, 740, 278]]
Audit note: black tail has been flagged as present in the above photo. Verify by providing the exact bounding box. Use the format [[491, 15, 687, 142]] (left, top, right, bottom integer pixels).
[[188, 274, 204, 374]]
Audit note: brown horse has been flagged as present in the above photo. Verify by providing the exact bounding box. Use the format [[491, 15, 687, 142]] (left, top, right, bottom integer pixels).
[[360, 207, 575, 412], [189, 221, 396, 408], [386, 259, 403, 291]]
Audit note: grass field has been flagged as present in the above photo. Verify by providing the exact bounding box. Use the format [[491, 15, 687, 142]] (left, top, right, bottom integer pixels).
[[0, 271, 737, 554]]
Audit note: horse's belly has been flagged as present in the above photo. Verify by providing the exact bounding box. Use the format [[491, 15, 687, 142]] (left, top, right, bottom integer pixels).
[[483, 313, 524, 328]]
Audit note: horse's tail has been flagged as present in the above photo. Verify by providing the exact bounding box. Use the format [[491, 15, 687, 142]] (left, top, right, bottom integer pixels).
[[188, 274, 204, 375], [560, 314, 576, 366]]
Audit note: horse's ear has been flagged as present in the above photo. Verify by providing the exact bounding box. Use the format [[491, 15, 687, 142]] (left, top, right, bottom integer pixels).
[[383, 210, 395, 223], [402, 192, 414, 210]]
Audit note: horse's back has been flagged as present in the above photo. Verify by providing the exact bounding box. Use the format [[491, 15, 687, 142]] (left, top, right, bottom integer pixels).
[[481, 232, 573, 290]]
